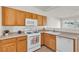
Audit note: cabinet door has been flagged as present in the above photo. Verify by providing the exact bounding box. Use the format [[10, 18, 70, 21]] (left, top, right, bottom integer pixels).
[[48, 35, 56, 50], [0, 47, 2, 52], [77, 39, 79, 52], [0, 41, 2, 51], [17, 37, 27, 52], [44, 33, 49, 46], [2, 7, 16, 26], [42, 16, 47, 26], [41, 33, 45, 45], [26, 12, 32, 19], [37, 15, 43, 26], [16, 10, 25, 26], [32, 13, 37, 19], [2, 42, 16, 52], [44, 33, 56, 50]]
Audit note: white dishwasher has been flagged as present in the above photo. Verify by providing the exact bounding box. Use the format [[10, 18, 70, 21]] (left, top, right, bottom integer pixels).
[[56, 36, 75, 52]]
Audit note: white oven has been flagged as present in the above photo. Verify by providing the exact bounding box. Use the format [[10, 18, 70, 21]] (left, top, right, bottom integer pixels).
[[27, 33, 41, 52], [25, 18, 41, 52]]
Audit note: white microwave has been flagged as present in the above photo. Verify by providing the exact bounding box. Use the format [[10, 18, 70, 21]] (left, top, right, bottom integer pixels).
[[25, 18, 37, 26]]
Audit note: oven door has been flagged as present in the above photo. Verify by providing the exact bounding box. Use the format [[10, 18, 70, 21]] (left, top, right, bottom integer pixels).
[[27, 34, 41, 52]]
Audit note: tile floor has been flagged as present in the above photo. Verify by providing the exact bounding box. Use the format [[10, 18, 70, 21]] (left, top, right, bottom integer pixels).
[[35, 46, 53, 52]]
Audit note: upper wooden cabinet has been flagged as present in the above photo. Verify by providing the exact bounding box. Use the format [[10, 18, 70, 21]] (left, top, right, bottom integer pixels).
[[26, 12, 32, 18], [2, 7, 25, 26], [42, 16, 47, 26], [37, 15, 43, 26], [2, 7, 47, 26], [2, 7, 16, 26], [32, 13, 37, 19], [15, 10, 25, 26]]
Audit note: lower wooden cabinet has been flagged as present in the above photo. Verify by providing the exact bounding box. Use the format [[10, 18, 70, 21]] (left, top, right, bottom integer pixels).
[[0, 33, 56, 52], [17, 36, 27, 52], [0, 36, 27, 52], [44, 33, 56, 50], [1, 42, 16, 52], [77, 39, 79, 52], [41, 33, 45, 45], [0, 38, 16, 52]]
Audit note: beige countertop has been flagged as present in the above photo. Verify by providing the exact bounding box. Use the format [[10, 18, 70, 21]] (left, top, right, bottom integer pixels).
[[0, 30, 78, 40], [43, 30, 78, 39], [0, 33, 26, 40], [44, 27, 79, 34]]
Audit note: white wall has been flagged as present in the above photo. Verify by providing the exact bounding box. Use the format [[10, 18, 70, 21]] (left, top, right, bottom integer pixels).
[[46, 17, 61, 28], [45, 6, 79, 28]]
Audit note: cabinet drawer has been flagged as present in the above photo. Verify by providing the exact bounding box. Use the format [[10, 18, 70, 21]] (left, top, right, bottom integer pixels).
[[17, 36, 26, 41], [1, 38, 16, 44]]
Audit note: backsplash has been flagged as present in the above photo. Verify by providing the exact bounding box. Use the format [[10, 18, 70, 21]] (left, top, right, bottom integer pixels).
[[0, 26, 25, 36], [0, 26, 44, 36], [2, 26, 25, 32]]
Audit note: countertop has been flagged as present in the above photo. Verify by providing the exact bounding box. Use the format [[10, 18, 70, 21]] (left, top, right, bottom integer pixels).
[[43, 30, 78, 39], [0, 33, 26, 40], [44, 27, 79, 34], [0, 29, 78, 40]]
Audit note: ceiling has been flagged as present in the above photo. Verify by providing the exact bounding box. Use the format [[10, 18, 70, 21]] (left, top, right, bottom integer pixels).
[[10, 6, 79, 18], [35, 6, 79, 18], [35, 6, 58, 11]]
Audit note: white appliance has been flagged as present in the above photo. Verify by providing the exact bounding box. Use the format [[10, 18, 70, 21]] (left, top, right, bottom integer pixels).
[[56, 36, 74, 52], [27, 33, 41, 52], [25, 18, 41, 52], [25, 18, 37, 26]]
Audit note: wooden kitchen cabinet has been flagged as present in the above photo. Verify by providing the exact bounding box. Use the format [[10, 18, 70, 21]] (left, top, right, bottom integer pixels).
[[26, 12, 32, 18], [48, 34, 56, 50], [44, 33, 50, 47], [15, 10, 25, 26], [32, 13, 37, 19], [2, 7, 16, 26], [0, 41, 2, 51], [2, 7, 25, 26], [1, 42, 16, 52], [41, 33, 45, 45], [37, 15, 43, 26], [17, 36, 27, 52], [0, 38, 16, 52], [2, 7, 47, 26], [42, 16, 47, 26], [77, 39, 79, 52], [44, 33, 56, 51], [0, 36, 27, 52]]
